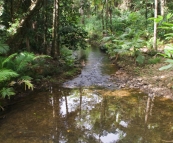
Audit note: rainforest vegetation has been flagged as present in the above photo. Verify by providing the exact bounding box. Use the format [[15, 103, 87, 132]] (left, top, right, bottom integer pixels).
[[0, 0, 173, 106]]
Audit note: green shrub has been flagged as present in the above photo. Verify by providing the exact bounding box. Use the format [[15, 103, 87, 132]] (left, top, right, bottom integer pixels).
[[147, 57, 161, 64]]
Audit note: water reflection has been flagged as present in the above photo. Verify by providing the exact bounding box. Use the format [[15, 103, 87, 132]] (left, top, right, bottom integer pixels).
[[1, 87, 173, 143], [63, 47, 117, 88]]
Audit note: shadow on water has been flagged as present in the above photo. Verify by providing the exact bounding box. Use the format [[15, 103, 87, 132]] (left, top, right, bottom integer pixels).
[[0, 47, 173, 143]]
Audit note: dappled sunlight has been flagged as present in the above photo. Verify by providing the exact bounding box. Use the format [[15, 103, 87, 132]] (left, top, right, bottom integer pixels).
[[98, 89, 131, 97]]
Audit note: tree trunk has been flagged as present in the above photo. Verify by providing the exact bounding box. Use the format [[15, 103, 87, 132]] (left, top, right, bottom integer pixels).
[[153, 0, 158, 51], [26, 37, 30, 52], [102, 1, 105, 35], [56, 0, 60, 57], [8, 0, 43, 52], [105, 0, 108, 32], [145, 0, 148, 29], [160, 0, 165, 16], [51, 0, 60, 57], [43, 0, 48, 54], [79, 0, 84, 24], [109, 1, 113, 33], [10, 0, 14, 22], [51, 0, 58, 57]]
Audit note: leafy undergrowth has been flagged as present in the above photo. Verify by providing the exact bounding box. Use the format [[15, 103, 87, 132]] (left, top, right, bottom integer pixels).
[[0, 58, 82, 111]]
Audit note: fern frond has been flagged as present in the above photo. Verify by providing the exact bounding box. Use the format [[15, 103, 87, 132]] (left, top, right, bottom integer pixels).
[[0, 43, 9, 54], [0, 56, 5, 68], [0, 87, 15, 99], [34, 55, 52, 60], [14, 52, 35, 72], [18, 79, 34, 91], [19, 76, 33, 80], [0, 69, 19, 82], [23, 80, 34, 90], [2, 53, 18, 68]]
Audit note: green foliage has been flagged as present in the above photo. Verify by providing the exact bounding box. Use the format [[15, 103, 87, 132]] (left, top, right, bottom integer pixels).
[[59, 25, 88, 50], [159, 59, 173, 71], [2, 53, 18, 68], [0, 87, 15, 99], [84, 15, 103, 35], [147, 57, 161, 64], [150, 13, 173, 40], [0, 43, 9, 54], [158, 44, 173, 58], [7, 19, 20, 35], [0, 69, 19, 82], [95, 10, 148, 64], [18, 79, 34, 91], [101, 31, 146, 64], [60, 47, 75, 67], [0, 41, 51, 99], [18, 76, 34, 90], [33, 55, 52, 60], [136, 53, 145, 64]]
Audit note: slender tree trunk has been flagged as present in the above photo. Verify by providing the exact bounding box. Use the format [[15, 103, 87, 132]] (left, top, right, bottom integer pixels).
[[56, 0, 60, 57], [10, 0, 14, 22], [26, 37, 30, 52], [160, 0, 165, 16], [109, 2, 113, 33], [79, 0, 84, 24], [43, 0, 48, 54], [105, 0, 108, 32], [153, 0, 158, 51], [51, 0, 57, 57], [51, 0, 60, 58], [102, 1, 105, 35], [145, 0, 148, 29]]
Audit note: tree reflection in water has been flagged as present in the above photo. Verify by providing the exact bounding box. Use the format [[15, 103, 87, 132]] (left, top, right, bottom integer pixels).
[[0, 86, 173, 142]]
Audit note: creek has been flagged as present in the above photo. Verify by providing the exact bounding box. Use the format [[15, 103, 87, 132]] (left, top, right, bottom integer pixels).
[[0, 47, 173, 143]]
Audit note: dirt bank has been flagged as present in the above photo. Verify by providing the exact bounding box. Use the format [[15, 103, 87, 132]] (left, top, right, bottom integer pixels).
[[111, 56, 173, 100]]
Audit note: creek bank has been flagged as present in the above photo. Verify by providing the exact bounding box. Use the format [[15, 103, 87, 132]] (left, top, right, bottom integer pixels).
[[0, 60, 83, 112], [111, 56, 173, 100]]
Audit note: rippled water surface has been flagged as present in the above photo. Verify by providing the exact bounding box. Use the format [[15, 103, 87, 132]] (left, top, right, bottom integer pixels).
[[0, 47, 173, 143]]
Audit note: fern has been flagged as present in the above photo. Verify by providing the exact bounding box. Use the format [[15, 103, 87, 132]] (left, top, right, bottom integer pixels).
[[0, 43, 9, 54], [2, 53, 17, 68], [19, 76, 33, 80], [0, 69, 19, 82], [0, 87, 15, 99], [18, 79, 34, 90], [14, 52, 35, 72], [159, 59, 173, 71], [33, 55, 52, 60]]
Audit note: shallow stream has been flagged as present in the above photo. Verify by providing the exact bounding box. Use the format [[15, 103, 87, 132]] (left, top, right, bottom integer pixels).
[[0, 47, 173, 143]]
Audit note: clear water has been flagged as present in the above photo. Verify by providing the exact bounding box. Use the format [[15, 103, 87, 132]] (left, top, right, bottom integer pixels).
[[0, 47, 173, 143]]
